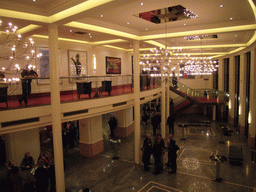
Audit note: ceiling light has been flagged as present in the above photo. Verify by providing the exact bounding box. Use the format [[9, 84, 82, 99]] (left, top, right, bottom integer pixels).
[[70, 29, 72, 32], [146, 28, 148, 30], [184, 23, 186, 25], [141, 3, 143, 5], [230, 17, 233, 20], [220, 5, 223, 7], [127, 22, 129, 24], [101, 15, 103, 17]]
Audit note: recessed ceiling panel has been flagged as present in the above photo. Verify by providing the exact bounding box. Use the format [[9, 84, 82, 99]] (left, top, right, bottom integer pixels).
[[134, 5, 198, 24]]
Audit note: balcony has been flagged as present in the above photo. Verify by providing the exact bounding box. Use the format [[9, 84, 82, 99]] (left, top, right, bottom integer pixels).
[[0, 75, 161, 110]]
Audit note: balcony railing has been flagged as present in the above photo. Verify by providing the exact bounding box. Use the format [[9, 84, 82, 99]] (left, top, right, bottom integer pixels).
[[0, 75, 161, 110], [169, 77, 229, 103]]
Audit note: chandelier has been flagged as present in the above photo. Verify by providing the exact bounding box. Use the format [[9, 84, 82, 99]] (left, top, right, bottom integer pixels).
[[181, 59, 219, 75], [0, 20, 43, 94], [0, 20, 42, 81]]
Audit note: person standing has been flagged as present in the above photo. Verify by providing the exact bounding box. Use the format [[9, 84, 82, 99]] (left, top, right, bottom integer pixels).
[[167, 113, 176, 135], [165, 134, 175, 167], [108, 116, 117, 139], [152, 134, 165, 174], [34, 159, 49, 192], [65, 121, 76, 149], [166, 136, 180, 174], [18, 66, 38, 106], [151, 113, 158, 136], [20, 152, 35, 190], [37, 152, 49, 167], [141, 134, 152, 171]]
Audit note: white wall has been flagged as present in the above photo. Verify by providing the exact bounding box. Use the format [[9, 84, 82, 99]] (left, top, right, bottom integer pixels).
[[4, 37, 133, 95], [5, 128, 40, 166]]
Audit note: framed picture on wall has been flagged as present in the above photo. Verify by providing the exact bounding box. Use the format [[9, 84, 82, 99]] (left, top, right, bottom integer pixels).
[[37, 47, 50, 78], [36, 47, 62, 84], [68, 50, 87, 77], [106, 57, 121, 74]]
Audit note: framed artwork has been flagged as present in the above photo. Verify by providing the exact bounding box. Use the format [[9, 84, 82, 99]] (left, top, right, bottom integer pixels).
[[36, 47, 62, 84], [106, 57, 121, 74], [37, 47, 50, 78], [68, 50, 87, 76]]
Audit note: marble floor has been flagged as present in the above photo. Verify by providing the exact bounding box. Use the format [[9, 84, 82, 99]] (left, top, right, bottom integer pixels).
[[64, 114, 256, 192]]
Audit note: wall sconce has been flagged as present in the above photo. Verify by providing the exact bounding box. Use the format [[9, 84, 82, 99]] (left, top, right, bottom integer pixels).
[[93, 55, 96, 71], [248, 111, 251, 124]]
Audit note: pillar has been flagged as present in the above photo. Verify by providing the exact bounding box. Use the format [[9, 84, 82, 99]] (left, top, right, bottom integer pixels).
[[248, 50, 256, 146], [79, 116, 103, 157], [133, 40, 140, 164], [239, 54, 246, 133], [5, 129, 40, 166], [49, 24, 65, 192], [114, 108, 134, 138], [213, 105, 216, 121], [161, 72, 166, 138], [228, 56, 235, 124], [218, 58, 224, 92], [166, 78, 170, 118]]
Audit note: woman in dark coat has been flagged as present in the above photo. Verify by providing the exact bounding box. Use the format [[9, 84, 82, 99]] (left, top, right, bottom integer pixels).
[[152, 134, 165, 174], [34, 159, 49, 192], [141, 134, 152, 171]]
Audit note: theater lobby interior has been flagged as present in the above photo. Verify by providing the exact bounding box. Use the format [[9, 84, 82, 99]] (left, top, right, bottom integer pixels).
[[1, 0, 256, 192]]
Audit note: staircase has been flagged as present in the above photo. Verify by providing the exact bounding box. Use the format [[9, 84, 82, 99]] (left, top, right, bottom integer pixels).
[[169, 80, 198, 114]]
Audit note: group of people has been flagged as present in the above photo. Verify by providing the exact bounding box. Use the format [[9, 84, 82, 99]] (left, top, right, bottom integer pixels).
[[6, 152, 56, 192], [141, 134, 179, 174]]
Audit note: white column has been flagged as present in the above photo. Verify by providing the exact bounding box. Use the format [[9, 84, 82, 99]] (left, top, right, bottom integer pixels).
[[79, 116, 103, 157], [166, 78, 170, 118], [5, 129, 40, 166], [213, 105, 216, 121], [49, 24, 65, 192], [249, 50, 256, 146], [239, 54, 246, 131], [114, 107, 134, 138], [218, 58, 224, 92], [133, 40, 140, 164], [161, 71, 166, 138], [229, 56, 235, 122]]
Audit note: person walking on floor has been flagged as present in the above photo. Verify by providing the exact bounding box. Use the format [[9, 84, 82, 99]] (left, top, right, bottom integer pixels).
[[108, 116, 117, 139], [167, 113, 176, 135], [141, 134, 152, 171], [152, 134, 165, 174]]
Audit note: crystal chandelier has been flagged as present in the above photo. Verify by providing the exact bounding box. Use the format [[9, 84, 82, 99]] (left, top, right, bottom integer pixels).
[[181, 59, 219, 75], [0, 20, 42, 81]]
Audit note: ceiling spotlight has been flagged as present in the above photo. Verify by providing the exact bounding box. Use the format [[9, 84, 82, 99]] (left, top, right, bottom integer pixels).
[[220, 5, 223, 7], [230, 17, 233, 20], [141, 3, 143, 5], [101, 15, 103, 17]]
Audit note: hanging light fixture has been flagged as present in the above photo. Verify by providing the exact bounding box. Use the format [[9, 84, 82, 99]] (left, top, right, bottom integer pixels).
[[0, 20, 42, 78]]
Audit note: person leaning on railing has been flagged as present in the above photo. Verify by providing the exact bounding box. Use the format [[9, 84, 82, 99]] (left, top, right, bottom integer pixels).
[[18, 66, 38, 106]]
